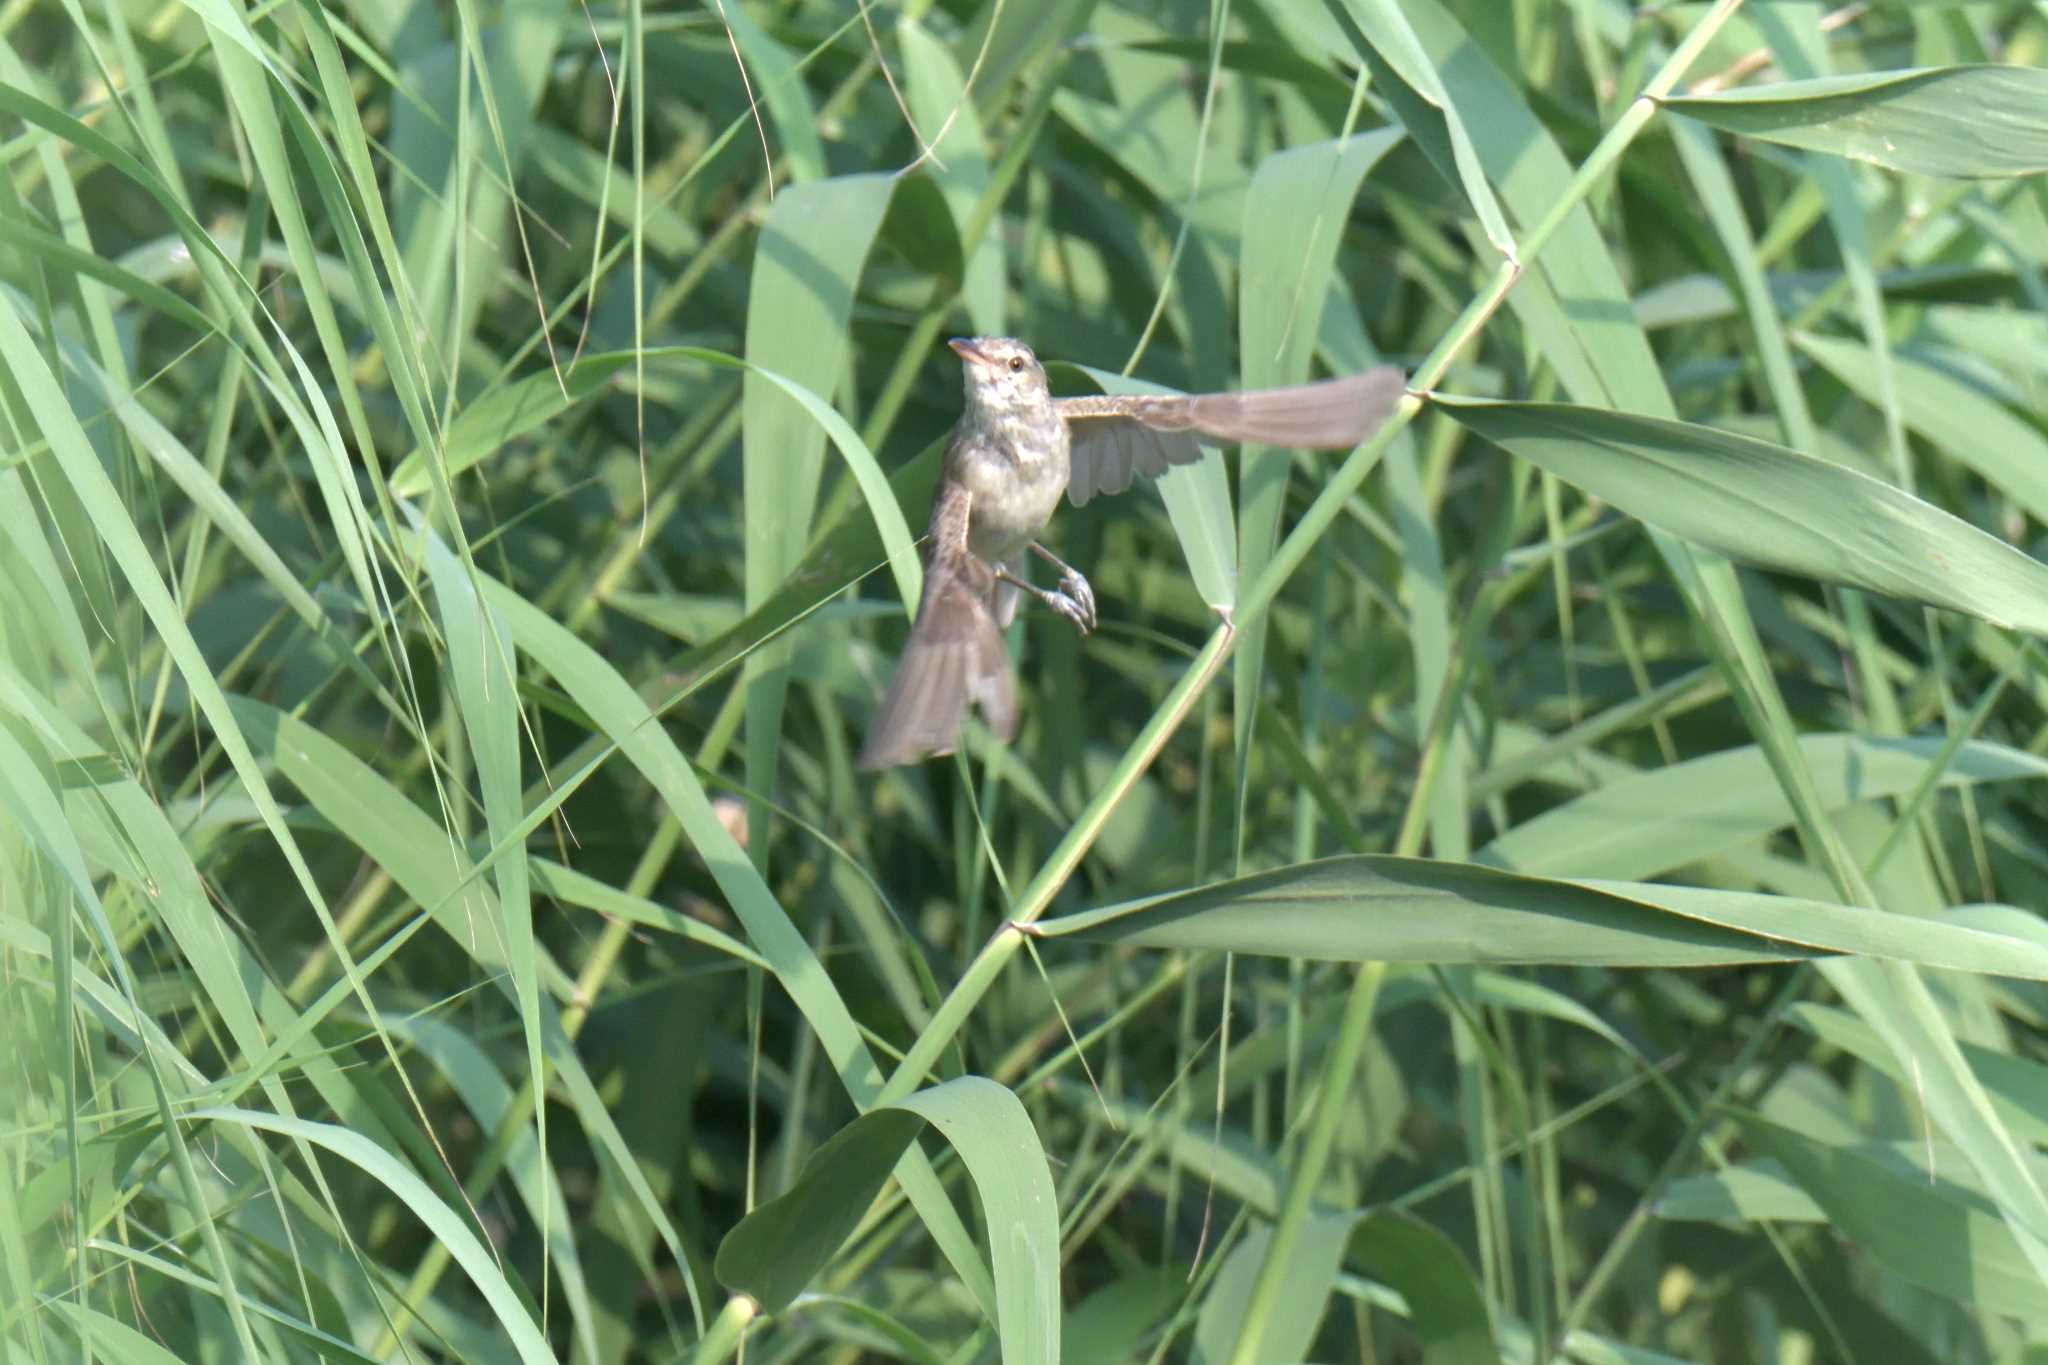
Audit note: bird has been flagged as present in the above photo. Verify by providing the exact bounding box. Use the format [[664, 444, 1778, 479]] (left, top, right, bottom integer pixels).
[[856, 336, 1407, 769]]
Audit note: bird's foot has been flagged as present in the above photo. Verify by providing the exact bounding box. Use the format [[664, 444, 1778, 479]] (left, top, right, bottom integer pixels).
[[996, 557, 1097, 634], [1024, 542, 1097, 634], [1051, 567, 1097, 634]]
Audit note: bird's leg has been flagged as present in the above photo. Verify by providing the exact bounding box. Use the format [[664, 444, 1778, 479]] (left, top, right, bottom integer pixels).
[[995, 549, 1096, 635], [1030, 541, 1097, 633]]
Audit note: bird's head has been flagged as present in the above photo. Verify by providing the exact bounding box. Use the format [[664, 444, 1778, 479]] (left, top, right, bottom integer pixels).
[[949, 337, 1048, 420]]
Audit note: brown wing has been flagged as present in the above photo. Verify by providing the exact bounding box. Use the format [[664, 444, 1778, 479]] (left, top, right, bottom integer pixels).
[[1059, 411, 1203, 507], [1058, 366, 1407, 508], [858, 481, 1018, 769]]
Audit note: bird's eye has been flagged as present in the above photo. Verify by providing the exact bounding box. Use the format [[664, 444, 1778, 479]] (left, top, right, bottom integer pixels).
[[1008, 356, 1024, 372]]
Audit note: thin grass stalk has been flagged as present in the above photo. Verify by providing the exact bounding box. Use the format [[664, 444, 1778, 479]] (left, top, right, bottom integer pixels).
[[1224, 8, 1751, 1358], [1223, 961, 1385, 1365], [686, 1295, 757, 1364], [877, 619, 1236, 1104]]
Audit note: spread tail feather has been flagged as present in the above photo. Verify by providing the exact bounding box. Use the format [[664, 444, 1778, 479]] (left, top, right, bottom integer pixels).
[[858, 558, 1017, 769]]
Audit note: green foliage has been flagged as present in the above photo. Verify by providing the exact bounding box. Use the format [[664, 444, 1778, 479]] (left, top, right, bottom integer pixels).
[[6, 1, 2048, 1361]]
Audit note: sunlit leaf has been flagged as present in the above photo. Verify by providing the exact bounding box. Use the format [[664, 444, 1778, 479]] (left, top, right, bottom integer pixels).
[[1665, 66, 2048, 179], [1436, 396, 2048, 636]]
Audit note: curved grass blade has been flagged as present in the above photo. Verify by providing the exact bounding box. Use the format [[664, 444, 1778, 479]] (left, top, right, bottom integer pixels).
[[716, 1, 826, 184], [480, 577, 998, 1320], [389, 352, 636, 496], [1035, 854, 2048, 977], [739, 176, 902, 836], [1346, 1213, 1495, 1365], [1434, 396, 2048, 636], [899, 17, 1006, 333], [222, 695, 708, 1321], [190, 1108, 556, 1365], [717, 1076, 1057, 1363], [1328, 0, 1511, 256], [1197, 1213, 1353, 1364], [1795, 330, 2048, 526], [1234, 129, 1403, 778], [1479, 733, 2048, 881], [1663, 66, 2048, 179], [1736, 1113, 2048, 1319]]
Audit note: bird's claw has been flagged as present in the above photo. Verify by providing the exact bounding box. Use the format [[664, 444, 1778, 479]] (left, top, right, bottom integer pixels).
[[1052, 569, 1097, 634]]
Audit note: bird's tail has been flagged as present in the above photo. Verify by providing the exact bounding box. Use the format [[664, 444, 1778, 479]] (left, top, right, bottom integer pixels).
[[858, 558, 1017, 769]]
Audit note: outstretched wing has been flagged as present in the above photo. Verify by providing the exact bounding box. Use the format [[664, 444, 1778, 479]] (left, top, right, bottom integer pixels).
[[1058, 366, 1407, 507], [1057, 412, 1202, 508]]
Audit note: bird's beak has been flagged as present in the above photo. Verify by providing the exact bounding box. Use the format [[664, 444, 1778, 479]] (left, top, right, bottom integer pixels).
[[948, 337, 991, 367]]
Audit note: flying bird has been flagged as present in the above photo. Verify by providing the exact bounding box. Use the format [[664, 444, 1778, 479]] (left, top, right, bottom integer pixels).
[[858, 337, 1406, 769]]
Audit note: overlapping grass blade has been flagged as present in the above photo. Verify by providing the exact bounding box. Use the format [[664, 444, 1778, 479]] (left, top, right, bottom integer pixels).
[[1035, 854, 2048, 976], [1437, 397, 2048, 637], [1663, 66, 2048, 179], [716, 1076, 1057, 1364]]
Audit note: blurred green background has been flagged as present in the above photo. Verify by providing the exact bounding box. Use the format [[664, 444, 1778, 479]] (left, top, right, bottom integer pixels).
[[9, 0, 2048, 1360]]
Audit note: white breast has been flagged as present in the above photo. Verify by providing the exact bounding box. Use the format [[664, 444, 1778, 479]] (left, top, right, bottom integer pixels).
[[961, 414, 1070, 564]]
